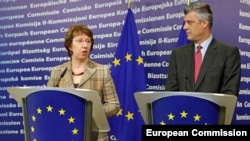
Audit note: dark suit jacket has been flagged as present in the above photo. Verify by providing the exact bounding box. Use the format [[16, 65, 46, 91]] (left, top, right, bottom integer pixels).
[[165, 38, 241, 96]]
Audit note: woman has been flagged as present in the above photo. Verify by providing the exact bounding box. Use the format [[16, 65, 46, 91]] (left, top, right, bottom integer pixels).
[[47, 23, 120, 141]]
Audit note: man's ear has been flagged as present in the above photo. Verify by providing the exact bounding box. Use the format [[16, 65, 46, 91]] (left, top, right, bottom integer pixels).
[[202, 19, 209, 28]]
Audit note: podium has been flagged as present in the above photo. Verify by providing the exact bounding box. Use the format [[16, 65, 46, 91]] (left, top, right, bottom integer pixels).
[[7, 87, 110, 141], [134, 91, 237, 125]]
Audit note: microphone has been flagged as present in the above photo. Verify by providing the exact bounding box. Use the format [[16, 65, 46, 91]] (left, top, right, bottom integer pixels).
[[184, 76, 188, 91], [56, 68, 68, 87]]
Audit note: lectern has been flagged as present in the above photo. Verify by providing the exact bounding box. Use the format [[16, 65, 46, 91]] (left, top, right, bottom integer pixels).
[[134, 91, 237, 125], [7, 87, 110, 141]]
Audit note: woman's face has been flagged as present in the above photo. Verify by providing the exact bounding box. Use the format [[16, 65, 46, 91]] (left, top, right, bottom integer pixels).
[[70, 34, 92, 61]]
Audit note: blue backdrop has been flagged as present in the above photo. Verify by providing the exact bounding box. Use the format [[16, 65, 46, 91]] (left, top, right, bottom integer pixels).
[[0, 0, 250, 140]]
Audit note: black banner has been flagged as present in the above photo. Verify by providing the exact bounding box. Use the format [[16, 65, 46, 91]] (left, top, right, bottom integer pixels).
[[142, 125, 250, 140]]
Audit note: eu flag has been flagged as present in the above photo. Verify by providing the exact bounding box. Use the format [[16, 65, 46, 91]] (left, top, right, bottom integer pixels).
[[176, 22, 191, 47], [152, 96, 220, 125], [108, 8, 146, 141], [26, 90, 86, 141]]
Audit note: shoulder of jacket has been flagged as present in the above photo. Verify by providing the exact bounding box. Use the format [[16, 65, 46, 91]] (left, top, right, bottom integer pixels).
[[88, 60, 109, 69], [52, 61, 70, 70]]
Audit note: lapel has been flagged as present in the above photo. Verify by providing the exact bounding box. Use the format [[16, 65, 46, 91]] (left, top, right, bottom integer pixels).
[[194, 39, 218, 89], [185, 44, 195, 90], [61, 62, 75, 88], [61, 60, 97, 87], [78, 60, 96, 86]]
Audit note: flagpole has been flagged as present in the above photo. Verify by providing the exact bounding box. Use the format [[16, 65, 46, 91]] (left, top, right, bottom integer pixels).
[[128, 0, 132, 8]]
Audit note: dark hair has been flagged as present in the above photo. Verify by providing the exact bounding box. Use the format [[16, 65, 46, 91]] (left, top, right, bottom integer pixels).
[[184, 2, 213, 28], [64, 24, 94, 58]]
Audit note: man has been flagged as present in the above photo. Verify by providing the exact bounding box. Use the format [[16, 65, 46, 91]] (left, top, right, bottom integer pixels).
[[165, 2, 241, 96]]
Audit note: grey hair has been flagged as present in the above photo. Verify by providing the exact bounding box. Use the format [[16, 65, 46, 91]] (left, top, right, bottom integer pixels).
[[184, 2, 213, 28]]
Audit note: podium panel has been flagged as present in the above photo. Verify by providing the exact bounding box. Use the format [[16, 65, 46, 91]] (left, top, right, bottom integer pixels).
[[25, 90, 88, 141], [134, 91, 237, 125], [7, 87, 110, 141], [152, 95, 220, 125]]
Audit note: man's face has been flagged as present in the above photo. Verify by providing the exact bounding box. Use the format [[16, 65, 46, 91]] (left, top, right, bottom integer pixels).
[[183, 11, 207, 44]]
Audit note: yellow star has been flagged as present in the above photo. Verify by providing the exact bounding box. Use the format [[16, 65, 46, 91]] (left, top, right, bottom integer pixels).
[[168, 113, 175, 120], [160, 120, 166, 125], [180, 110, 188, 118], [31, 126, 35, 132], [46, 105, 53, 112], [193, 114, 201, 121], [72, 128, 79, 135], [125, 53, 132, 62], [136, 56, 144, 65], [68, 116, 75, 123], [112, 58, 120, 67], [116, 109, 122, 116], [125, 111, 134, 121], [58, 108, 66, 116], [36, 107, 42, 114], [32, 115, 36, 121]]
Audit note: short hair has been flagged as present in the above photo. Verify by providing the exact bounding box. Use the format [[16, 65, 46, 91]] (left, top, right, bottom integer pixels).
[[184, 2, 213, 28], [64, 24, 94, 58]]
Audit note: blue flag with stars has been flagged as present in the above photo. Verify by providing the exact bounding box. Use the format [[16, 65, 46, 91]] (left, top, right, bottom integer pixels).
[[176, 22, 191, 47], [25, 90, 87, 141], [108, 8, 146, 141], [152, 96, 220, 125]]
